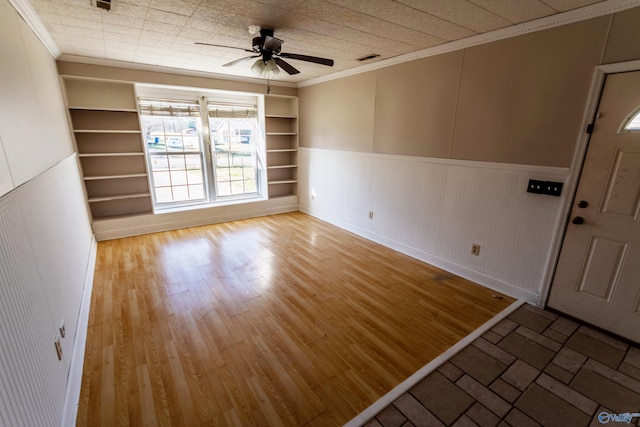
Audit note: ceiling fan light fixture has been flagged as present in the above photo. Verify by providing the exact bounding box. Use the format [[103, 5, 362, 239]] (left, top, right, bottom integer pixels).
[[251, 59, 266, 76], [251, 59, 280, 77], [265, 59, 279, 76]]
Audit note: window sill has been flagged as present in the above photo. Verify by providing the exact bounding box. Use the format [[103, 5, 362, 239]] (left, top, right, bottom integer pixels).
[[152, 194, 268, 215]]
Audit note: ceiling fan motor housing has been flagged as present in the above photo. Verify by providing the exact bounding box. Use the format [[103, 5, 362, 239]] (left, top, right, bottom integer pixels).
[[253, 28, 276, 53]]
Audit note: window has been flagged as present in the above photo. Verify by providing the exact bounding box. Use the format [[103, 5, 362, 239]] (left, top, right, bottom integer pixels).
[[139, 101, 205, 204], [621, 107, 640, 132], [208, 104, 259, 197], [139, 95, 264, 209]]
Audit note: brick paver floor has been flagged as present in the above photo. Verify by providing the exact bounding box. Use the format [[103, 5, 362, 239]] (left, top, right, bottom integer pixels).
[[362, 304, 640, 427]]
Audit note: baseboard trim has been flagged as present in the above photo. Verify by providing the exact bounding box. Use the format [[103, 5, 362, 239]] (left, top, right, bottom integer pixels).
[[300, 207, 539, 304], [60, 235, 97, 427], [344, 299, 525, 427], [93, 198, 299, 240]]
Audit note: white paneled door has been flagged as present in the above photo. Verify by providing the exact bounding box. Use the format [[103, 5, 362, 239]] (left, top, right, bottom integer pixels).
[[548, 71, 640, 342]]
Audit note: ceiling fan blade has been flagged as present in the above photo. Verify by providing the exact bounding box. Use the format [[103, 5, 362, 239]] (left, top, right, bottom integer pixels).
[[278, 53, 334, 67], [263, 35, 284, 52], [195, 42, 255, 53], [222, 55, 260, 67], [274, 57, 300, 75]]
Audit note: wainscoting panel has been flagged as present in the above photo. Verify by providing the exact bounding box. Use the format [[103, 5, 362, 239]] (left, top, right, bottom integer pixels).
[[299, 149, 372, 230], [20, 155, 94, 360], [0, 204, 66, 427], [437, 164, 568, 294], [299, 148, 569, 301], [370, 157, 448, 255], [0, 155, 94, 427]]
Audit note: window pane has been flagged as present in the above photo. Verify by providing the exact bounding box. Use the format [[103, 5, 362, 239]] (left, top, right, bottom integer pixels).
[[168, 155, 186, 170], [163, 117, 181, 134], [218, 182, 232, 197], [216, 167, 230, 182], [172, 185, 190, 201], [185, 154, 201, 169], [216, 152, 230, 167], [155, 187, 173, 203], [231, 180, 245, 195], [150, 156, 169, 171], [170, 170, 187, 186], [188, 169, 203, 185], [189, 185, 204, 199], [153, 171, 171, 186], [166, 136, 184, 152], [183, 135, 199, 151], [244, 180, 256, 193], [243, 166, 255, 179], [623, 110, 640, 131]]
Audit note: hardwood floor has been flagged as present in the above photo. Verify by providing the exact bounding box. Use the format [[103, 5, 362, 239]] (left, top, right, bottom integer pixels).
[[77, 212, 514, 426]]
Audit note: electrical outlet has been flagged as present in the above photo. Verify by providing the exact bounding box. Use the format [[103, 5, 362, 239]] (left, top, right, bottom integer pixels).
[[368, 211, 374, 220], [471, 243, 481, 256], [54, 336, 63, 361]]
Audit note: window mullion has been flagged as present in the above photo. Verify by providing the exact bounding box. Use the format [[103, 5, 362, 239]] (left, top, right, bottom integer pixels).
[[199, 95, 217, 201]]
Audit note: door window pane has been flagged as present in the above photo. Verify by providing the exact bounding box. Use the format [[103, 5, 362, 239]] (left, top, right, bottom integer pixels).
[[622, 109, 640, 132]]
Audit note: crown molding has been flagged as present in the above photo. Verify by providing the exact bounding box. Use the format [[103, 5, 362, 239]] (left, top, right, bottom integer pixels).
[[7, 0, 60, 58], [298, 0, 640, 88]]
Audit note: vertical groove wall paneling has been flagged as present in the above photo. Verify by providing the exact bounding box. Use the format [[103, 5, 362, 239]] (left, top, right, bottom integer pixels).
[[0, 204, 67, 427], [369, 157, 448, 254], [299, 148, 568, 300]]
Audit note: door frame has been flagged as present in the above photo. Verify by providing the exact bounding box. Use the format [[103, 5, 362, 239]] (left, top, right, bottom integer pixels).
[[539, 59, 640, 307]]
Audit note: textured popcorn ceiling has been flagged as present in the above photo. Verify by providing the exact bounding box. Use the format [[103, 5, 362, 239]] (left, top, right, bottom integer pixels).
[[27, 0, 606, 83]]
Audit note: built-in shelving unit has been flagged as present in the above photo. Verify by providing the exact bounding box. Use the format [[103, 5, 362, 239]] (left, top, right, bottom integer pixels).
[[265, 95, 298, 198], [64, 78, 152, 220]]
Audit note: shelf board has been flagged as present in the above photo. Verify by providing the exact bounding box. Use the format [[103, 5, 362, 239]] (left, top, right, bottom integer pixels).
[[74, 129, 141, 134], [92, 210, 153, 221], [266, 148, 297, 152], [84, 173, 148, 181], [268, 179, 298, 185], [79, 152, 144, 157], [265, 132, 297, 136], [88, 193, 151, 203], [69, 107, 138, 113], [265, 114, 297, 119], [267, 164, 297, 169]]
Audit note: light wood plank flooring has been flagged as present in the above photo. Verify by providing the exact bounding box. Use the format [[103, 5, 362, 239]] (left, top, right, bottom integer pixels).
[[77, 212, 514, 426]]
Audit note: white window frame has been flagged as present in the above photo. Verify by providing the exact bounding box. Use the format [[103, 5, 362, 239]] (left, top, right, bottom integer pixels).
[[136, 86, 267, 212], [207, 102, 261, 200]]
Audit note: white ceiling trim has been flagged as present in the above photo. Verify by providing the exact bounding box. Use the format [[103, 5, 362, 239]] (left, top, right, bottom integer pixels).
[[298, 0, 640, 88], [7, 0, 59, 58]]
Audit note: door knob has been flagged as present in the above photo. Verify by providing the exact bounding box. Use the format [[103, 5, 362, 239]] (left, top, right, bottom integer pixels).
[[572, 216, 584, 225], [577, 200, 589, 208]]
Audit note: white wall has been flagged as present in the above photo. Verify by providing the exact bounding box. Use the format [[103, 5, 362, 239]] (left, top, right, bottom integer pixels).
[[0, 0, 73, 192], [0, 0, 95, 425], [299, 148, 569, 302]]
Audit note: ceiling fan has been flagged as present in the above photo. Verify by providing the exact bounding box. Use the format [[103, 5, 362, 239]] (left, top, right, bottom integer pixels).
[[196, 28, 334, 76]]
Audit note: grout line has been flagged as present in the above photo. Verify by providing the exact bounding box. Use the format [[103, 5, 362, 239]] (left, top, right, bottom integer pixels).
[[344, 299, 526, 427]]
